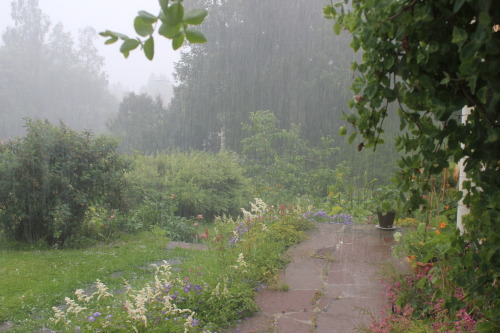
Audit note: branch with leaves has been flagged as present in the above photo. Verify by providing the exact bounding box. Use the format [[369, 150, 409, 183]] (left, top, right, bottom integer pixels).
[[100, 0, 208, 60], [326, 0, 500, 329]]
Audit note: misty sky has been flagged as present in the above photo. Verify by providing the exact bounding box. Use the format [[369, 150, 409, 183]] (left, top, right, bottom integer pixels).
[[0, 0, 181, 91]]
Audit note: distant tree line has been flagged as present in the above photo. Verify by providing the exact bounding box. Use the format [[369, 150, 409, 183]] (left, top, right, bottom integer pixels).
[[0, 0, 116, 140], [108, 0, 401, 184]]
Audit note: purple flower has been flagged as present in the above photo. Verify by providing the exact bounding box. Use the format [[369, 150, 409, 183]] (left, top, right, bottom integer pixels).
[[88, 316, 95, 323], [183, 283, 192, 293], [314, 210, 328, 218], [93, 312, 101, 317]]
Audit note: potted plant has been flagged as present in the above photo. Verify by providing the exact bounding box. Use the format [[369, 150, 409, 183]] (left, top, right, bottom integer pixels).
[[372, 185, 399, 229]]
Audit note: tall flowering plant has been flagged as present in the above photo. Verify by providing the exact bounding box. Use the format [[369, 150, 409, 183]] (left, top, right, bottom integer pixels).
[[49, 262, 209, 332]]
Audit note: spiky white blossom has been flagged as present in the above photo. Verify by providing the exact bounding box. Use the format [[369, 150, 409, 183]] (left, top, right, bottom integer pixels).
[[241, 208, 252, 218], [50, 306, 70, 325], [65, 297, 87, 314], [75, 289, 93, 303], [93, 279, 113, 300], [237, 253, 247, 267], [250, 198, 267, 215]]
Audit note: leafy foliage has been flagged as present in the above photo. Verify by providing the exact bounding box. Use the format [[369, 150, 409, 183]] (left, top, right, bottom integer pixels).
[[241, 110, 339, 201], [127, 199, 198, 242], [101, 0, 401, 185], [0, 119, 129, 245], [100, 0, 208, 57], [125, 151, 252, 218], [167, 0, 357, 152], [42, 200, 316, 332], [326, 0, 500, 329]]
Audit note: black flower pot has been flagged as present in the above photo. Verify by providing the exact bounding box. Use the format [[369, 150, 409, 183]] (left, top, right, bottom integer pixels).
[[377, 211, 396, 228]]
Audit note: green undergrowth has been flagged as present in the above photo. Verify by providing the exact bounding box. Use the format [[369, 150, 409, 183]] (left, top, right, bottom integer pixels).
[[0, 232, 171, 332], [0, 199, 323, 332]]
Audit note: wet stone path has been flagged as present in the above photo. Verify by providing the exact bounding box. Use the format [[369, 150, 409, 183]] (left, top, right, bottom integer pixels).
[[226, 223, 400, 333]]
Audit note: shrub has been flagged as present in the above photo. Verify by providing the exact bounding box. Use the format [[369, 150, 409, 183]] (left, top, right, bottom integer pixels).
[[0, 119, 129, 246], [127, 199, 199, 242], [125, 151, 252, 219], [241, 110, 338, 201]]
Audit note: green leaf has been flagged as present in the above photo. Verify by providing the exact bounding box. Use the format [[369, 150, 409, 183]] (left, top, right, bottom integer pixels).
[[172, 34, 184, 50], [184, 9, 208, 25], [165, 3, 184, 27], [363, 83, 378, 99], [185, 29, 207, 43], [138, 11, 158, 24], [120, 38, 140, 57], [440, 72, 451, 85], [452, 27, 467, 47], [478, 11, 491, 26], [350, 36, 360, 52], [144, 36, 155, 60], [416, 276, 427, 289], [104, 37, 118, 45], [333, 23, 342, 35], [339, 126, 347, 136], [134, 17, 154, 37], [453, 0, 466, 13], [485, 128, 500, 144], [384, 55, 395, 70], [159, 0, 169, 13], [348, 132, 357, 144], [159, 22, 182, 39], [100, 30, 128, 40], [476, 86, 488, 104]]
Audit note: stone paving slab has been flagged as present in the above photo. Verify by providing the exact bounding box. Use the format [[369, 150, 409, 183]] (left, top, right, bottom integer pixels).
[[225, 223, 402, 333]]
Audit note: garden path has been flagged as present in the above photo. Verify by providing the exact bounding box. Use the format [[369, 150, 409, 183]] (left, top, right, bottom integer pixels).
[[225, 223, 403, 333]]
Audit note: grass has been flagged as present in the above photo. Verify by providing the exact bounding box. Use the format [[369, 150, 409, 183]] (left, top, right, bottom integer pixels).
[[0, 201, 322, 332], [0, 232, 174, 332]]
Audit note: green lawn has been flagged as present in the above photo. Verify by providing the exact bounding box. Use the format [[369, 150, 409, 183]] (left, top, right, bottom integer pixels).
[[0, 233, 175, 332]]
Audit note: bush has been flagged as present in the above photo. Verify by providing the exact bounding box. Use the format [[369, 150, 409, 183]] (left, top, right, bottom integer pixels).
[[241, 110, 338, 201], [0, 119, 129, 246], [125, 151, 252, 219], [127, 199, 199, 242]]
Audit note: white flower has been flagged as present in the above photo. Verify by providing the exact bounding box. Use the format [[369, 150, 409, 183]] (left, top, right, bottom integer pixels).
[[393, 231, 403, 242], [65, 297, 87, 314], [75, 289, 93, 303], [241, 208, 252, 218], [93, 279, 113, 300], [236, 253, 247, 267]]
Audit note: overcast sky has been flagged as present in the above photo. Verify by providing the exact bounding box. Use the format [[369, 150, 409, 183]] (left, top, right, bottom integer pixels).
[[0, 0, 181, 91]]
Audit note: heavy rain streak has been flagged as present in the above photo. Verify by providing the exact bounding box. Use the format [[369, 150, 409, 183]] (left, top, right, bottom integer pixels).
[[1, 0, 498, 331], [0, 0, 400, 180], [0, 1, 401, 331]]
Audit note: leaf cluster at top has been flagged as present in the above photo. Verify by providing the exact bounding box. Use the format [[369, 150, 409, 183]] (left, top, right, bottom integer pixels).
[[100, 0, 208, 59]]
